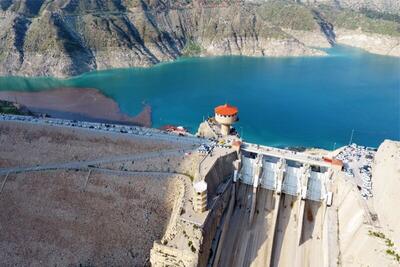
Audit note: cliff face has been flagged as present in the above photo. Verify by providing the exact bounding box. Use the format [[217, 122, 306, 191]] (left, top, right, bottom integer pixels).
[[372, 140, 400, 245], [0, 0, 399, 77]]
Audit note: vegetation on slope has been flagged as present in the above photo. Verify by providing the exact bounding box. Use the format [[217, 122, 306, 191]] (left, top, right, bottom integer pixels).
[[0, 100, 33, 115], [368, 230, 400, 263], [319, 5, 400, 36], [182, 40, 203, 56], [257, 1, 318, 31]]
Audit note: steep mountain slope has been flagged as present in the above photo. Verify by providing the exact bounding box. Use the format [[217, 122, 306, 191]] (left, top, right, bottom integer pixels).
[[0, 0, 399, 77], [298, 0, 400, 14]]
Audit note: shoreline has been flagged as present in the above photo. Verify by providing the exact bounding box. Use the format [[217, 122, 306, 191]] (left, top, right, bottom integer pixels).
[[0, 88, 152, 127], [0, 45, 399, 79]]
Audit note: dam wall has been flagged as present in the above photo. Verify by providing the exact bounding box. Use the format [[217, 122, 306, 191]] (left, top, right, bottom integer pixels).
[[335, 176, 393, 266], [150, 149, 237, 267], [372, 140, 400, 244], [198, 179, 233, 266], [203, 151, 238, 199]]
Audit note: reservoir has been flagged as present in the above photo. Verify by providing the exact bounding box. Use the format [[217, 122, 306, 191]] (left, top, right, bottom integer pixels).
[[0, 45, 399, 149]]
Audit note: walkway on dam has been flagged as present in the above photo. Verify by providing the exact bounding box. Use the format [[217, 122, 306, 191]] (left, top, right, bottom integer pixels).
[[242, 143, 331, 168], [216, 184, 326, 267]]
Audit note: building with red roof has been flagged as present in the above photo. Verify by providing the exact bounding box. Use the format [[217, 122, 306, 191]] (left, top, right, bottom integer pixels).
[[214, 104, 238, 136]]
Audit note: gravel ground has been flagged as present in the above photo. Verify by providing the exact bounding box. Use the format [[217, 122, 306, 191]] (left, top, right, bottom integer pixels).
[[0, 170, 179, 266], [0, 121, 175, 168]]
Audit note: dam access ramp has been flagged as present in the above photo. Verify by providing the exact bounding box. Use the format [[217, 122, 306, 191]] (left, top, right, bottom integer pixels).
[[214, 143, 334, 267]]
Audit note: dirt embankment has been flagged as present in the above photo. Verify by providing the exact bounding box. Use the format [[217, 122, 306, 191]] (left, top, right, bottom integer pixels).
[[0, 121, 173, 168], [0, 170, 179, 266], [0, 121, 193, 266], [0, 88, 152, 127]]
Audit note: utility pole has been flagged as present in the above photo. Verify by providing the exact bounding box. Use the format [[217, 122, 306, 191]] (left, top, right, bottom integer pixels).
[[348, 129, 355, 145]]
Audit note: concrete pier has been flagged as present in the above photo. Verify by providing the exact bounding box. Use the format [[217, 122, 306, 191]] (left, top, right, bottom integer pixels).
[[249, 155, 263, 225], [296, 165, 311, 247], [264, 190, 281, 267]]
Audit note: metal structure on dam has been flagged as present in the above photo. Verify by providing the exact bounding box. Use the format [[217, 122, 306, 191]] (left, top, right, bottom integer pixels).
[[235, 142, 333, 203]]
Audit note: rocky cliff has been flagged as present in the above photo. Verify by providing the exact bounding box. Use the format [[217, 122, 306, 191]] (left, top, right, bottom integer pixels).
[[0, 0, 399, 77]]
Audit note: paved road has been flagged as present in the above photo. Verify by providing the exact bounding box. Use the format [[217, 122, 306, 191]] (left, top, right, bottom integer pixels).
[[0, 115, 208, 145], [94, 168, 192, 180], [0, 148, 193, 176], [242, 143, 330, 168]]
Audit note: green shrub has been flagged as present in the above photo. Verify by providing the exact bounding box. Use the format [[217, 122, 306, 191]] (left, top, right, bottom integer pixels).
[[182, 41, 202, 56]]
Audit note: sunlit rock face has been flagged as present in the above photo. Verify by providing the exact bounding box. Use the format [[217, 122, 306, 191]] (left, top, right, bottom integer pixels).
[[0, 0, 398, 77]]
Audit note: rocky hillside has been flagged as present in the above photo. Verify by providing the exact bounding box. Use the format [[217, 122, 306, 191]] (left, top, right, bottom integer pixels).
[[297, 0, 400, 14], [0, 0, 399, 77]]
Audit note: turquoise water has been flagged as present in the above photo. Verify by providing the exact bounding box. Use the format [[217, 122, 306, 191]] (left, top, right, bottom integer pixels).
[[1, 46, 399, 148]]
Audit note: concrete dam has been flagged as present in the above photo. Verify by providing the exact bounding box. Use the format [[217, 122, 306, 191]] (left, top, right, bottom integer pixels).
[[213, 143, 334, 267], [151, 104, 338, 267], [150, 142, 337, 267], [1, 105, 397, 266]]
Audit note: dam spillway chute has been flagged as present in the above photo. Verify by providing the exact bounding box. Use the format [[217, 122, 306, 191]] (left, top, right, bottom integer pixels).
[[211, 140, 337, 267], [282, 165, 302, 196], [260, 158, 278, 191], [307, 170, 327, 202]]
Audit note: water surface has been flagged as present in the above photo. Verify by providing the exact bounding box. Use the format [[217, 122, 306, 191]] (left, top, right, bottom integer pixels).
[[1, 46, 399, 148]]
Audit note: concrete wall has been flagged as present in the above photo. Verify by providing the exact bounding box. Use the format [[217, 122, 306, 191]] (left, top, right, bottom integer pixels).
[[198, 181, 233, 267], [215, 113, 237, 125], [150, 150, 237, 266], [151, 242, 197, 266], [336, 177, 393, 266], [204, 151, 237, 200], [372, 140, 400, 244]]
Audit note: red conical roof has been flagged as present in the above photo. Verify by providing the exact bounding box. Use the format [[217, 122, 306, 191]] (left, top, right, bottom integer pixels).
[[215, 104, 238, 116]]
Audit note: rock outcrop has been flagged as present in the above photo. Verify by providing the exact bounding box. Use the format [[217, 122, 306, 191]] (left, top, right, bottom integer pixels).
[[0, 0, 399, 77]]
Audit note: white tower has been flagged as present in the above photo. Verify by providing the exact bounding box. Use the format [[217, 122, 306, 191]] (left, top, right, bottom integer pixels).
[[193, 180, 208, 213], [214, 104, 238, 136]]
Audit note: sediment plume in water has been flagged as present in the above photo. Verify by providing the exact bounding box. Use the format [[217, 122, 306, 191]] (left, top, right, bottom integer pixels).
[[0, 88, 152, 127]]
